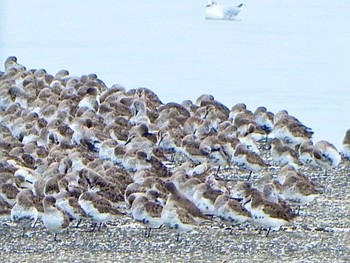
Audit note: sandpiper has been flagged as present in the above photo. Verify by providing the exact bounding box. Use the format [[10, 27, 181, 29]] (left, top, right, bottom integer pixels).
[[234, 143, 269, 180], [298, 140, 318, 168], [312, 140, 341, 175], [341, 128, 350, 159], [270, 138, 302, 169], [11, 189, 38, 237], [42, 196, 70, 241], [214, 194, 252, 231], [244, 189, 292, 237], [78, 191, 124, 231], [273, 110, 313, 147], [252, 106, 274, 137], [130, 195, 163, 238]]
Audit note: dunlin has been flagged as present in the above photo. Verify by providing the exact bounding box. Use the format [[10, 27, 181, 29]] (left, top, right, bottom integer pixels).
[[281, 174, 323, 213], [253, 106, 274, 136], [298, 140, 318, 168], [199, 136, 230, 173], [180, 134, 207, 164], [42, 196, 70, 241], [312, 140, 341, 175], [341, 128, 350, 159], [129, 100, 150, 125], [234, 143, 269, 180], [192, 182, 223, 216], [130, 195, 163, 237], [1, 183, 19, 207], [273, 110, 313, 147], [11, 189, 38, 237], [78, 191, 124, 231], [161, 201, 201, 241], [270, 138, 302, 169], [244, 189, 292, 237], [229, 103, 252, 122], [164, 181, 208, 220], [214, 194, 252, 229]]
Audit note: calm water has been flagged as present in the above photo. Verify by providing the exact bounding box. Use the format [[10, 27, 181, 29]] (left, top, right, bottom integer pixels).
[[1, 0, 350, 148]]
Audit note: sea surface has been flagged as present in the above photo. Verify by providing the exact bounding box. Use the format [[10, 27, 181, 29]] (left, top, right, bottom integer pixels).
[[1, 0, 349, 148]]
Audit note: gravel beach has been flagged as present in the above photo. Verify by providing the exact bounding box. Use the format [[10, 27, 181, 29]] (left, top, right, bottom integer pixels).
[[1, 163, 349, 263], [1, 57, 349, 263]]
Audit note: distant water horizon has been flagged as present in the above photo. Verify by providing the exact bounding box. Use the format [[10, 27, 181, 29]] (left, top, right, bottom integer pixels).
[[1, 0, 349, 148]]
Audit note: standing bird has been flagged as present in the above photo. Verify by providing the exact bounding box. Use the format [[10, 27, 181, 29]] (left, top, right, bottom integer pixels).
[[161, 181, 209, 241], [11, 189, 38, 237], [78, 191, 124, 231], [130, 195, 163, 238], [42, 196, 70, 241], [214, 194, 252, 233], [244, 189, 292, 237]]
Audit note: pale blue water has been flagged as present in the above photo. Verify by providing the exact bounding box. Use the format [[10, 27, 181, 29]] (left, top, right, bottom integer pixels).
[[1, 0, 350, 148]]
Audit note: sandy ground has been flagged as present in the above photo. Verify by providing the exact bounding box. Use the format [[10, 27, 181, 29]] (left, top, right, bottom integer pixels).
[[0, 161, 349, 263]]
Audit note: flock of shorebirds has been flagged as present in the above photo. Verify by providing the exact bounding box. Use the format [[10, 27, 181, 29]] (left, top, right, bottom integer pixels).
[[1, 56, 350, 242]]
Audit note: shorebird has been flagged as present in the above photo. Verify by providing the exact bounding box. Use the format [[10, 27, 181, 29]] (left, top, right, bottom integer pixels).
[[214, 194, 252, 232], [199, 135, 230, 174], [205, 1, 244, 20], [312, 140, 341, 175], [298, 140, 318, 168], [157, 129, 182, 157], [11, 189, 38, 237], [161, 196, 204, 242], [270, 138, 302, 169], [341, 129, 350, 159], [179, 134, 207, 164], [252, 106, 274, 137], [281, 173, 323, 214], [42, 196, 70, 241], [130, 195, 163, 238], [78, 191, 124, 231], [244, 189, 292, 237], [1, 178, 21, 207], [161, 181, 209, 240], [229, 103, 252, 122], [129, 99, 150, 125], [233, 143, 269, 180], [191, 182, 223, 216], [273, 110, 313, 147]]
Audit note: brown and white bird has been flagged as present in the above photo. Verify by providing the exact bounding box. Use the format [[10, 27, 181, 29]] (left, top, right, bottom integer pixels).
[[11, 189, 38, 237], [78, 191, 124, 231], [341, 129, 350, 159], [130, 195, 163, 238], [42, 196, 70, 241], [312, 140, 341, 175]]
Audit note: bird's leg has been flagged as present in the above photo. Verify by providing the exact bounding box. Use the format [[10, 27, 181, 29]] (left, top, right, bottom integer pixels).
[[246, 171, 252, 181], [144, 227, 152, 238], [32, 218, 39, 228], [89, 222, 97, 232], [21, 227, 26, 238], [265, 227, 271, 237], [229, 228, 235, 235], [215, 166, 221, 176], [73, 218, 82, 228]]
